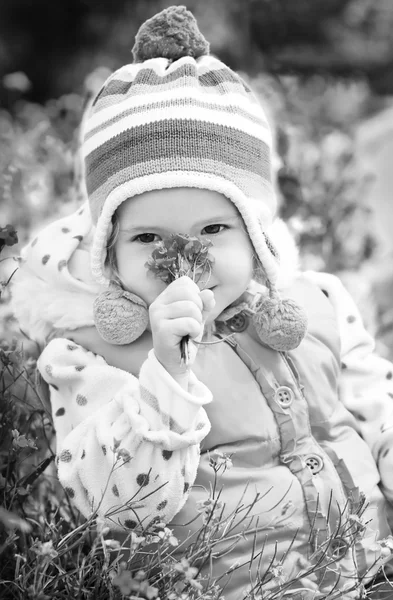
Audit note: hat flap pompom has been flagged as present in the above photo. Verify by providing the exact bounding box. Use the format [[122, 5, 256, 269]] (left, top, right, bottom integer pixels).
[[132, 5, 210, 63]]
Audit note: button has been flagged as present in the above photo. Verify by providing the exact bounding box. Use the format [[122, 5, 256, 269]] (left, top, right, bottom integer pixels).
[[305, 454, 324, 474], [274, 386, 294, 407], [227, 312, 249, 333], [330, 537, 349, 560]]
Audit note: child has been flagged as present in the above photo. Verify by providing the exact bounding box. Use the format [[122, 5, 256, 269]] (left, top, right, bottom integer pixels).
[[11, 6, 393, 598]]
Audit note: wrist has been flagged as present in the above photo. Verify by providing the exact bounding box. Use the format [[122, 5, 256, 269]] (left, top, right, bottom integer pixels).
[[154, 354, 190, 390], [170, 370, 190, 390]]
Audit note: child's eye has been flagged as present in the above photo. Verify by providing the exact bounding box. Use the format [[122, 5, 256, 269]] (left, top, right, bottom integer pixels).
[[133, 233, 161, 244], [201, 224, 228, 235]]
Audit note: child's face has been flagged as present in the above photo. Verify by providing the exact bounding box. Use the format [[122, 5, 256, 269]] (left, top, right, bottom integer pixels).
[[114, 188, 254, 324]]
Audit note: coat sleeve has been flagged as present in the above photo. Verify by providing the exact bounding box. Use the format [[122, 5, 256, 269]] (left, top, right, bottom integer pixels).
[[303, 271, 393, 502], [37, 337, 212, 530]]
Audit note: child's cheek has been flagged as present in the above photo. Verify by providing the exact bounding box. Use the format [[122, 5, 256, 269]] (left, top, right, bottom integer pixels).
[[215, 243, 253, 282]]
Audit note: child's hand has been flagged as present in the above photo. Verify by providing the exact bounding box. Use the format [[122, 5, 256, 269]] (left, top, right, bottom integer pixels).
[[150, 276, 215, 378]]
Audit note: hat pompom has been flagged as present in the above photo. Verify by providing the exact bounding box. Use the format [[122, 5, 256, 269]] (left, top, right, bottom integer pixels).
[[132, 5, 210, 63], [252, 289, 308, 352], [93, 286, 149, 345]]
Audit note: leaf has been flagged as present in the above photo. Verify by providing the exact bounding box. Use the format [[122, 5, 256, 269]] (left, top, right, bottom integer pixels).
[[18, 456, 54, 487], [0, 224, 18, 247]]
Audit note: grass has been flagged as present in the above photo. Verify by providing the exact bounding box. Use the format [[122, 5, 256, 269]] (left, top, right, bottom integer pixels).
[[1, 239, 393, 600]]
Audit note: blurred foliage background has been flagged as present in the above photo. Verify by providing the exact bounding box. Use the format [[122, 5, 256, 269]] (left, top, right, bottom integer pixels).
[[1, 0, 393, 103], [1, 0, 393, 358], [1, 2, 393, 597]]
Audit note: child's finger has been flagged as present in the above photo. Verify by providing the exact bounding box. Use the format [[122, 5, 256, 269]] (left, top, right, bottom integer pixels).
[[161, 277, 204, 311], [199, 289, 216, 316]]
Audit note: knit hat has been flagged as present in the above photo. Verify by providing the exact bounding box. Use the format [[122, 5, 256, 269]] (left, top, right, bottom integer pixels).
[[84, 5, 308, 351], [82, 5, 279, 289]]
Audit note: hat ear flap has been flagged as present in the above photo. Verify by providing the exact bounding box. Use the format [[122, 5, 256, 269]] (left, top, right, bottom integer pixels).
[[251, 230, 279, 286], [251, 234, 308, 351]]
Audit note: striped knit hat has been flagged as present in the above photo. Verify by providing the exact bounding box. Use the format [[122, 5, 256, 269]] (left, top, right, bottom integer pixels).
[[83, 5, 279, 288]]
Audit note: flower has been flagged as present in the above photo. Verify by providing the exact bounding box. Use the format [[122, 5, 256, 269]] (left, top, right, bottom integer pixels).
[[112, 567, 159, 598], [34, 540, 58, 561], [173, 557, 198, 581], [11, 429, 37, 450], [121, 531, 145, 554], [209, 450, 233, 472], [171, 559, 203, 593], [145, 233, 214, 286], [196, 497, 224, 525], [156, 526, 179, 547], [381, 535, 393, 551], [269, 564, 286, 585], [348, 512, 366, 533], [145, 234, 214, 363], [104, 539, 121, 550]]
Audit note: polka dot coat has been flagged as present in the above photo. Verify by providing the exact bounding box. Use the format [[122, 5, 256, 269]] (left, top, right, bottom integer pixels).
[[304, 270, 393, 502], [10, 206, 393, 593], [37, 340, 212, 530], [12, 200, 214, 530]]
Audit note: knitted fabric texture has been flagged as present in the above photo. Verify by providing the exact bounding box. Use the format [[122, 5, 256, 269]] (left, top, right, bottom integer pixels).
[[132, 5, 210, 62], [252, 292, 309, 351], [93, 286, 149, 344], [82, 6, 279, 289]]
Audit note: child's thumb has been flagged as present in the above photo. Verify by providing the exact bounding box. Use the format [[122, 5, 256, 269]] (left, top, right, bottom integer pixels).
[[199, 288, 216, 319]]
